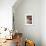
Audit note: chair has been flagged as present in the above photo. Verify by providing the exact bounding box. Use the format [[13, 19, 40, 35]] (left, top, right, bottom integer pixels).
[[25, 40, 35, 46], [15, 33, 23, 46]]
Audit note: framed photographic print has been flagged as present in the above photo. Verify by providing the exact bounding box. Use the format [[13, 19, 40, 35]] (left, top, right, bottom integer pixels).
[[25, 13, 33, 25]]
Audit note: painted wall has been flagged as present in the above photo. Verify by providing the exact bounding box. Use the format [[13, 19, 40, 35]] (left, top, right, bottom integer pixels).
[[41, 0, 46, 46], [13, 0, 41, 46]]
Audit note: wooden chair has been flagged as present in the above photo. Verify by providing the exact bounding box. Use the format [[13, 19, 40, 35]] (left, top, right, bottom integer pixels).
[[25, 40, 35, 46], [15, 33, 23, 46]]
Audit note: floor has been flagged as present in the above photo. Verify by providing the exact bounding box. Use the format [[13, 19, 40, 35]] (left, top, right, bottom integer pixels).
[[0, 39, 16, 46], [0, 33, 23, 46]]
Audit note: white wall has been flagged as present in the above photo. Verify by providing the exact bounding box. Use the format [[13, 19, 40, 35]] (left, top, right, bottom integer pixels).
[[0, 0, 16, 30], [41, 0, 46, 46], [13, 0, 41, 46]]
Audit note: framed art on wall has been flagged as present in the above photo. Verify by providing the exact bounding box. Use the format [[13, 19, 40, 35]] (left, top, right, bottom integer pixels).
[[25, 13, 33, 25]]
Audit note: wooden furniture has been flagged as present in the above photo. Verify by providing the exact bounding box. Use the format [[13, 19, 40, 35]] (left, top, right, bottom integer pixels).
[[14, 33, 23, 46], [25, 40, 35, 46]]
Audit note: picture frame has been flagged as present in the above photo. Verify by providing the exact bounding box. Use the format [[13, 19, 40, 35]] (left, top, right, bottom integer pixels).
[[25, 13, 33, 25]]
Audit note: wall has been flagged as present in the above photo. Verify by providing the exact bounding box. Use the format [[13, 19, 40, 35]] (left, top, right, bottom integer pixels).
[[0, 0, 16, 30], [41, 0, 46, 46], [13, 0, 41, 46]]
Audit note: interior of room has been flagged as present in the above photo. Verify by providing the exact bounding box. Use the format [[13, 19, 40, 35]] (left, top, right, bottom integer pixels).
[[0, 0, 46, 46]]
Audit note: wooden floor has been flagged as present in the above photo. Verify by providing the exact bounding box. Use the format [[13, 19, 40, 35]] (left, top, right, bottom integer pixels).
[[0, 39, 16, 46]]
